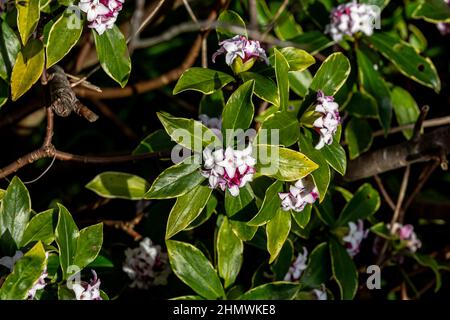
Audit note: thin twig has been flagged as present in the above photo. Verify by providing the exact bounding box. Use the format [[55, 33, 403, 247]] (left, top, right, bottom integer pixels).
[[182, 0, 198, 24], [248, 0, 258, 30], [129, 0, 166, 42], [374, 174, 396, 211], [103, 212, 145, 241], [372, 116, 450, 137], [261, 0, 289, 40]]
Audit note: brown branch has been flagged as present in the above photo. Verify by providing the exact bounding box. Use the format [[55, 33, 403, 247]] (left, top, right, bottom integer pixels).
[[373, 174, 396, 211], [345, 126, 450, 181], [103, 212, 145, 241], [372, 116, 450, 137]]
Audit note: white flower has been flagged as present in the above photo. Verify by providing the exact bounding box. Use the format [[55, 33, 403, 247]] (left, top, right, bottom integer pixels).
[[312, 284, 328, 300], [284, 247, 308, 282], [201, 144, 256, 197], [78, 0, 123, 35], [212, 35, 269, 66], [342, 219, 368, 257], [389, 223, 422, 253], [313, 91, 340, 150], [123, 237, 171, 289], [278, 176, 319, 212], [325, 1, 379, 42], [72, 270, 102, 300]]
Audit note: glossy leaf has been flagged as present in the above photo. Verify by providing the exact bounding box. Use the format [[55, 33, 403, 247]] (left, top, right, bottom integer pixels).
[[329, 238, 358, 300], [289, 70, 312, 97], [73, 223, 103, 271], [229, 220, 258, 241], [133, 129, 176, 155], [145, 157, 204, 199], [291, 31, 334, 54], [0, 242, 47, 300], [412, 0, 450, 23], [260, 111, 300, 147], [165, 184, 212, 239], [274, 48, 290, 111], [166, 240, 225, 299], [86, 172, 150, 200], [310, 53, 351, 96], [0, 21, 21, 81], [240, 72, 279, 106], [300, 242, 330, 288], [266, 209, 291, 263], [222, 80, 255, 143], [225, 184, 255, 217], [55, 204, 79, 280], [238, 282, 299, 300], [93, 25, 131, 87], [173, 67, 235, 95], [0, 176, 31, 247], [366, 33, 441, 92], [344, 91, 378, 119], [280, 47, 315, 72], [21, 209, 55, 247], [16, 0, 40, 45], [391, 86, 420, 139], [335, 183, 380, 227], [291, 205, 312, 229], [199, 90, 225, 117], [216, 10, 247, 41], [217, 216, 243, 288], [46, 9, 83, 68], [345, 118, 373, 160], [11, 39, 45, 101], [321, 126, 346, 175], [248, 180, 282, 226]]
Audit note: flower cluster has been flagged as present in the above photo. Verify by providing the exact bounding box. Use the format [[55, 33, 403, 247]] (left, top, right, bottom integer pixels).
[[123, 237, 171, 289], [312, 285, 328, 300], [390, 223, 422, 253], [284, 247, 308, 282], [313, 91, 340, 150], [199, 114, 222, 139], [278, 177, 319, 212], [0, 251, 48, 299], [201, 145, 256, 197], [72, 270, 102, 300], [78, 0, 124, 35], [325, 1, 379, 42], [212, 35, 268, 72], [342, 219, 368, 257]]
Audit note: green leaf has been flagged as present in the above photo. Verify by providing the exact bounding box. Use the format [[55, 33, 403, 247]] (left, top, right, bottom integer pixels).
[[310, 53, 351, 96], [145, 157, 204, 199], [411, 253, 442, 292], [0, 79, 7, 107], [173, 67, 235, 95], [166, 184, 212, 239], [21, 209, 55, 247], [291, 205, 312, 229], [271, 239, 294, 280], [238, 282, 299, 300], [225, 184, 255, 217], [166, 240, 225, 299], [240, 72, 279, 106], [345, 118, 373, 160], [329, 238, 358, 300], [279, 47, 315, 72], [217, 216, 243, 288], [370, 222, 392, 239], [274, 48, 290, 111], [86, 172, 150, 200], [55, 204, 79, 280], [186, 194, 217, 230], [0, 20, 21, 81], [93, 25, 131, 87], [157, 112, 220, 152], [391, 86, 420, 139], [366, 33, 441, 92], [248, 180, 282, 226], [256, 145, 318, 182], [199, 90, 225, 117], [266, 208, 291, 263], [222, 80, 255, 144], [0, 176, 31, 247], [46, 9, 83, 68], [412, 0, 450, 23], [321, 126, 346, 175], [11, 39, 45, 101], [315, 197, 336, 226], [260, 111, 300, 147], [291, 31, 334, 54], [300, 242, 330, 288], [298, 130, 330, 202], [335, 183, 380, 227], [0, 242, 47, 300], [73, 223, 103, 271], [216, 10, 247, 41], [344, 91, 378, 119], [356, 48, 392, 134], [229, 220, 258, 241], [133, 129, 176, 155], [289, 70, 312, 97], [16, 0, 40, 45]]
